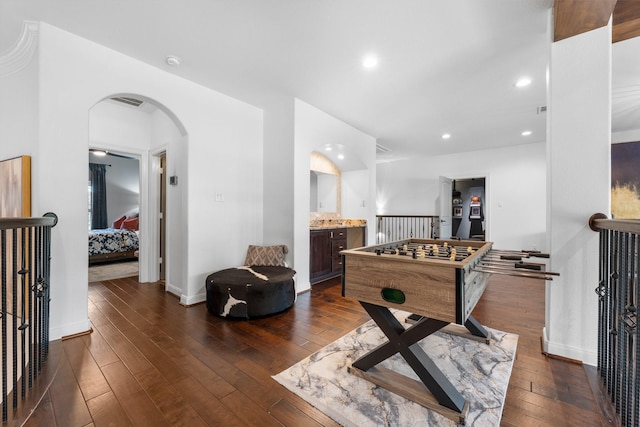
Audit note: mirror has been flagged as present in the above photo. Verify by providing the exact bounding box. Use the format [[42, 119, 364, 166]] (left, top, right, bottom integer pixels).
[[310, 170, 338, 213], [310, 151, 341, 215]]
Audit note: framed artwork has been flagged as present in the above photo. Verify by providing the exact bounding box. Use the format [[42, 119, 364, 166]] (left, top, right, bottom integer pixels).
[[0, 155, 31, 321], [612, 142, 640, 219], [453, 206, 463, 217], [0, 155, 31, 217]]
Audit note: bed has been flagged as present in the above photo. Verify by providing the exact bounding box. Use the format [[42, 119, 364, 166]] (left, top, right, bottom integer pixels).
[[88, 227, 139, 264]]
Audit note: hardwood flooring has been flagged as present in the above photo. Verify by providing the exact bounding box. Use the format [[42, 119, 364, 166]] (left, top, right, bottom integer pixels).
[[19, 274, 608, 426]]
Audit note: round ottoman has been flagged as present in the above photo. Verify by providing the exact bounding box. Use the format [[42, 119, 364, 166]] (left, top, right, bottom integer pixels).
[[205, 266, 296, 318]]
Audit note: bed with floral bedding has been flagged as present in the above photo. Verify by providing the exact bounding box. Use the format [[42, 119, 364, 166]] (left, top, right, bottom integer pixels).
[[88, 227, 139, 264]]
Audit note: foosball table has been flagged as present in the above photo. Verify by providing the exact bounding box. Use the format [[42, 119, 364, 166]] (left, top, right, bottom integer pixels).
[[341, 238, 556, 424]]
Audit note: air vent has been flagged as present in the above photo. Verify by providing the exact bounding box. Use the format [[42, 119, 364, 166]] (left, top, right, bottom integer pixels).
[[111, 97, 143, 107], [376, 143, 392, 153], [537, 106, 547, 114]]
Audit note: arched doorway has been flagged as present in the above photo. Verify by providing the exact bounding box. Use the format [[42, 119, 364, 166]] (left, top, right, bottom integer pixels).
[[88, 94, 186, 295]]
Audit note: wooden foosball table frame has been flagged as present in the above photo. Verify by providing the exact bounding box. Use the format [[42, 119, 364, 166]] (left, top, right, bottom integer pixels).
[[341, 238, 494, 424]]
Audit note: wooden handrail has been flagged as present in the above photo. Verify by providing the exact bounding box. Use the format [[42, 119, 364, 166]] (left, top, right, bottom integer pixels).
[[0, 213, 57, 230], [588, 213, 640, 235]]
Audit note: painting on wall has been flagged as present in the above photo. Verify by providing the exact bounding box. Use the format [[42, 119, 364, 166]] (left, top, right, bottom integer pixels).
[[612, 142, 640, 219], [0, 155, 31, 324], [0, 155, 31, 218]]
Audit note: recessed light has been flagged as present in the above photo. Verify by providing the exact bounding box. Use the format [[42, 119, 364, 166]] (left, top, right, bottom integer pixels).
[[515, 77, 531, 88], [442, 133, 451, 140], [92, 150, 107, 156], [166, 55, 181, 66], [338, 154, 345, 160], [362, 54, 378, 69], [325, 146, 332, 151], [521, 130, 532, 136]]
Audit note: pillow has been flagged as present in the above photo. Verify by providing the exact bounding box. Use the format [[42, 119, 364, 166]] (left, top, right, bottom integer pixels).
[[112, 215, 127, 229], [244, 245, 287, 267], [121, 216, 139, 231]]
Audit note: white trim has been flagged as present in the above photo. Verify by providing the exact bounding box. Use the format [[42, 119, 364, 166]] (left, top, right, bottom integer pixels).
[[179, 291, 206, 306], [0, 21, 39, 77], [542, 327, 597, 366], [50, 318, 92, 341], [165, 282, 182, 298]]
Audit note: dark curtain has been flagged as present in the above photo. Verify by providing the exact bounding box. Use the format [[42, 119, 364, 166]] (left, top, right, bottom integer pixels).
[[89, 163, 107, 229]]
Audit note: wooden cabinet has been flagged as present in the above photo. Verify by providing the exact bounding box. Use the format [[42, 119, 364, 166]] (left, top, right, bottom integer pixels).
[[310, 227, 365, 284], [310, 230, 331, 279]]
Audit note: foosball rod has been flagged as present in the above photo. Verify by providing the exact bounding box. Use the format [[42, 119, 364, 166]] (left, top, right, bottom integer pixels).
[[488, 249, 550, 258], [477, 262, 560, 276], [472, 267, 555, 280]]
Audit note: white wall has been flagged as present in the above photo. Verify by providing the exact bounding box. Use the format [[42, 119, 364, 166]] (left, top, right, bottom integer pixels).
[[24, 22, 263, 338], [262, 95, 292, 263], [0, 23, 38, 163], [294, 99, 377, 292], [376, 142, 547, 250], [342, 170, 370, 222], [545, 24, 611, 366]]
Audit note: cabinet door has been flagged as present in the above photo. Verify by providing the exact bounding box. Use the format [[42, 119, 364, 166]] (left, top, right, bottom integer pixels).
[[310, 230, 332, 278]]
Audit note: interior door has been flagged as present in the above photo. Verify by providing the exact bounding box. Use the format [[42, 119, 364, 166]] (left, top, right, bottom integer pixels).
[[159, 153, 166, 281], [439, 176, 453, 239]]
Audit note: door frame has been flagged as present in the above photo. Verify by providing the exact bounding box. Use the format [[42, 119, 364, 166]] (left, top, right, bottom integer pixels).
[[449, 173, 490, 241]]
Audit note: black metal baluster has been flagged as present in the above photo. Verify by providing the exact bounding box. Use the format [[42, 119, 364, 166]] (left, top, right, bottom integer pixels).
[[610, 231, 619, 402], [19, 227, 29, 399], [620, 233, 630, 425], [632, 235, 640, 425], [603, 229, 611, 391], [11, 228, 18, 410], [43, 224, 51, 357], [32, 226, 40, 377], [596, 229, 606, 380], [2, 229, 7, 422], [27, 226, 33, 389]]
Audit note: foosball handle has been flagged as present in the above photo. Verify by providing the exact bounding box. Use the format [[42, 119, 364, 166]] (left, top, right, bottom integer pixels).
[[515, 263, 542, 271], [528, 253, 550, 258]]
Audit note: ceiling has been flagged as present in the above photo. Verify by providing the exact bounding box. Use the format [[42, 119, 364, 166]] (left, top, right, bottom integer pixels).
[[1, 0, 638, 165]]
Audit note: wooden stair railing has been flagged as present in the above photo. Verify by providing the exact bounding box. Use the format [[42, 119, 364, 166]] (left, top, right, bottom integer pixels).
[[589, 213, 640, 427], [0, 215, 56, 424]]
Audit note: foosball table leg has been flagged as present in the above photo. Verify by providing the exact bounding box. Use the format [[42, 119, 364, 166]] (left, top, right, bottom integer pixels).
[[464, 315, 489, 340], [351, 302, 467, 415]]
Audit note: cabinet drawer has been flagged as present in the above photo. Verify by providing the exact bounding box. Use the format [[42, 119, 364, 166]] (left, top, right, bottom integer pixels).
[[332, 255, 344, 271], [331, 229, 346, 239], [332, 239, 346, 254]]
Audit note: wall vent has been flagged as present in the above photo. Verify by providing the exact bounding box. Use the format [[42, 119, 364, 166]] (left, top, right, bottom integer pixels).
[[537, 105, 547, 114], [111, 96, 143, 107]]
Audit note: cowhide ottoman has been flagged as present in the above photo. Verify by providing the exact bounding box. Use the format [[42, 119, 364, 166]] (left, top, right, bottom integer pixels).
[[205, 266, 296, 318]]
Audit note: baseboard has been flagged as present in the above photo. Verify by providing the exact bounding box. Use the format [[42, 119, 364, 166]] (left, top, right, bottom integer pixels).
[[180, 292, 206, 306], [541, 326, 597, 365], [165, 282, 182, 297], [50, 318, 92, 341]]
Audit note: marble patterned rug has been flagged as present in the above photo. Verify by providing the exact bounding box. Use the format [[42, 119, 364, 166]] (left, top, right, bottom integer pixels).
[[273, 311, 518, 426]]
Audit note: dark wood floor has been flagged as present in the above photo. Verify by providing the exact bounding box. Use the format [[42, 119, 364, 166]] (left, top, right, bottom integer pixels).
[[19, 274, 608, 426]]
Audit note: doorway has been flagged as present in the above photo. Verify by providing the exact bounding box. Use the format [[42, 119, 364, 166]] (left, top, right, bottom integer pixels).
[[452, 178, 486, 241], [88, 149, 141, 281]]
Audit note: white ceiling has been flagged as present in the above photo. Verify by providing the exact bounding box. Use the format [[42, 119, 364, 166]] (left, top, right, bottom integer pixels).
[[1, 0, 638, 165]]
